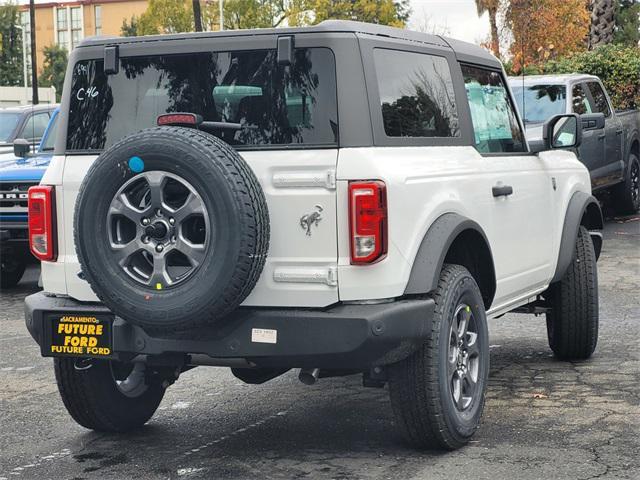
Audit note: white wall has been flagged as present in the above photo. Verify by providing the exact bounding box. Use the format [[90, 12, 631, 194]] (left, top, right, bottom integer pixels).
[[0, 86, 57, 107]]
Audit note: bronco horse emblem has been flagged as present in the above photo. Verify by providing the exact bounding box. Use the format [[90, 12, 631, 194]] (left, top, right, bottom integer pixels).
[[300, 205, 323, 236]]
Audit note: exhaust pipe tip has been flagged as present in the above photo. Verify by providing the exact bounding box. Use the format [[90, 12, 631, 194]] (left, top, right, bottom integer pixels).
[[298, 368, 320, 385]]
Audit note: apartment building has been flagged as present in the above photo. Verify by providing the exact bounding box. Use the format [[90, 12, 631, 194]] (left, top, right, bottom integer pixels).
[[18, 0, 148, 76]]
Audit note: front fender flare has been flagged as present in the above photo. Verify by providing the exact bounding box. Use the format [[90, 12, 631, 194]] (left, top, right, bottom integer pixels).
[[551, 192, 603, 284]]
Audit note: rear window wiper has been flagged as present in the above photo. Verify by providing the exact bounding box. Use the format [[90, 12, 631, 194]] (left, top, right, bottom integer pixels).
[[200, 121, 243, 131]]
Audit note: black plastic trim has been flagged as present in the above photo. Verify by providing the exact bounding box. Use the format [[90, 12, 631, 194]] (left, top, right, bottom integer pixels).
[[551, 191, 604, 283], [403, 212, 495, 305], [25, 292, 435, 369]]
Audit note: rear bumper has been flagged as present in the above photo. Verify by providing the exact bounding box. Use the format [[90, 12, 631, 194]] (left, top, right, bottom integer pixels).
[[25, 292, 434, 369]]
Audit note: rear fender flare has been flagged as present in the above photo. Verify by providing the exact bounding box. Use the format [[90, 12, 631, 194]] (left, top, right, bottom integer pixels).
[[404, 213, 496, 308]]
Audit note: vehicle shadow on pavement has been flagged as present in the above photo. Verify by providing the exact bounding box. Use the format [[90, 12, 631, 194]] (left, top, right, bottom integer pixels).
[[59, 322, 639, 480]]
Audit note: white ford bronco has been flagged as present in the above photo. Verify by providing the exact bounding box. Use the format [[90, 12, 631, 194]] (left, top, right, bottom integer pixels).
[[25, 21, 603, 450]]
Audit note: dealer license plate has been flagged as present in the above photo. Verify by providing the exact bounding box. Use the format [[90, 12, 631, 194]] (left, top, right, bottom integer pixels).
[[48, 313, 113, 357]]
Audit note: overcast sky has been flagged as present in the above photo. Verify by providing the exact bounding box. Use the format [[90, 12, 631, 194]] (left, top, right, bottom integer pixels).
[[408, 0, 490, 44]]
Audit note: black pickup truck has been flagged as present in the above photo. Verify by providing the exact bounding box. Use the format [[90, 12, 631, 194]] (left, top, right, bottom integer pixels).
[[510, 74, 639, 213]]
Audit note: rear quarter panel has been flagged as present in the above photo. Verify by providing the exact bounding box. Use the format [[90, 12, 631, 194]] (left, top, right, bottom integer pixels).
[[336, 146, 591, 313]]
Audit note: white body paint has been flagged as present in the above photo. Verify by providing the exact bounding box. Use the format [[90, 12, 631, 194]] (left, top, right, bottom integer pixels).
[[40, 143, 589, 317]]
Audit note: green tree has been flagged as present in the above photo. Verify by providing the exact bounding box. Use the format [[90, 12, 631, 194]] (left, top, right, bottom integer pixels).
[[614, 0, 640, 46], [209, 0, 293, 30], [312, 0, 410, 27], [0, 3, 23, 86], [121, 16, 139, 36], [546, 44, 640, 109], [38, 44, 68, 101], [129, 0, 410, 35], [137, 0, 194, 35]]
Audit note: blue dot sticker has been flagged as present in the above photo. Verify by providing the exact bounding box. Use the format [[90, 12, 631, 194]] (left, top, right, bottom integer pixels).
[[128, 156, 144, 173]]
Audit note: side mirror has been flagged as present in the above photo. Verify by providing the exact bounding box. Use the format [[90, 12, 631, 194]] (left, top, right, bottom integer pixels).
[[580, 112, 605, 131], [13, 139, 31, 158], [543, 114, 582, 150]]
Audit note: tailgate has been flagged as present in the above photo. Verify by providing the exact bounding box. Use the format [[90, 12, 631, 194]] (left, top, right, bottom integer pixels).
[[58, 150, 340, 308]]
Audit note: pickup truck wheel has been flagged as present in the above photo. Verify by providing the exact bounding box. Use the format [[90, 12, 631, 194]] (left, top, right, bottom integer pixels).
[[545, 226, 598, 360], [54, 357, 165, 432], [612, 153, 640, 214], [0, 255, 26, 288], [388, 264, 489, 450], [74, 126, 269, 333]]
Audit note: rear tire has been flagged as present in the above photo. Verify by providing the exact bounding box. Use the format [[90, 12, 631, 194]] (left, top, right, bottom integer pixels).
[[388, 264, 489, 450], [545, 226, 598, 360], [54, 358, 165, 432], [0, 255, 26, 289], [612, 153, 639, 214]]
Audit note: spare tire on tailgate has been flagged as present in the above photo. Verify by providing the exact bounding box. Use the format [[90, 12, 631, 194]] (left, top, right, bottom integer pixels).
[[74, 127, 269, 333]]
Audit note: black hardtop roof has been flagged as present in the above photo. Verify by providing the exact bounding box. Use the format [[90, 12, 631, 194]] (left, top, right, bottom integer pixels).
[[78, 20, 500, 68]]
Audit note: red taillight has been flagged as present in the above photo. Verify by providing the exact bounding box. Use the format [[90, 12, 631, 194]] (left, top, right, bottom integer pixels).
[[157, 113, 201, 126], [28, 186, 56, 261], [349, 180, 387, 264]]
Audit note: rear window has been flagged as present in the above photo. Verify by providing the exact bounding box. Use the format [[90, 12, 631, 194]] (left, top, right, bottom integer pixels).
[[67, 48, 338, 151]]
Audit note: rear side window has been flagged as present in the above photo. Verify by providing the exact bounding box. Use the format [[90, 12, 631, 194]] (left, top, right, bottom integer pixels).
[[23, 112, 50, 140], [586, 82, 611, 117], [461, 64, 526, 154], [572, 84, 594, 115], [373, 49, 459, 138], [67, 48, 338, 151]]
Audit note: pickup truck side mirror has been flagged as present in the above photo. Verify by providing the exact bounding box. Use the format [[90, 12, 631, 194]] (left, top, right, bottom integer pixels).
[[13, 139, 31, 158], [580, 112, 605, 131], [543, 114, 582, 150]]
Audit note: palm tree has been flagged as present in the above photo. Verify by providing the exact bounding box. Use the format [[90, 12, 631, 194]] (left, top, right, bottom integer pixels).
[[476, 0, 501, 57], [588, 0, 615, 48]]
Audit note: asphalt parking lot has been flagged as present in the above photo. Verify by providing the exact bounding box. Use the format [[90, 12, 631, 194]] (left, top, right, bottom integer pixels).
[[0, 215, 638, 480]]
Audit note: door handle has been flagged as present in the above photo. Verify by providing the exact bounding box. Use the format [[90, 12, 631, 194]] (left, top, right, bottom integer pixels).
[[616, 129, 623, 135], [597, 133, 606, 140], [492, 185, 513, 197]]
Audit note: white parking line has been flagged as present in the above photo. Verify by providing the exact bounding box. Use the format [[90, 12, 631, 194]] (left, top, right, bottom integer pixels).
[[180, 410, 288, 458], [1, 449, 71, 477], [0, 366, 36, 372]]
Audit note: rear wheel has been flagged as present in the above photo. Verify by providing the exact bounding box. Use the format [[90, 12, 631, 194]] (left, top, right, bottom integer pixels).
[[388, 264, 489, 450], [0, 255, 26, 289], [612, 153, 639, 214], [54, 357, 166, 432], [545, 226, 598, 360]]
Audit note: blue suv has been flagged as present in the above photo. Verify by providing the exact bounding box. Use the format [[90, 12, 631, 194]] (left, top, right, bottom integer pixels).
[[0, 108, 59, 287]]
